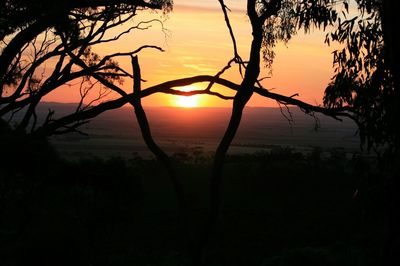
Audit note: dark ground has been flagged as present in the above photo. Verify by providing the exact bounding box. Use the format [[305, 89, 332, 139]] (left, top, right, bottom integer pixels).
[[0, 138, 383, 265]]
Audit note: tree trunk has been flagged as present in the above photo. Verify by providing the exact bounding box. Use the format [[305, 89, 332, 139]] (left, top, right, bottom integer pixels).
[[381, 1, 400, 265], [130, 56, 192, 249], [194, 2, 265, 262]]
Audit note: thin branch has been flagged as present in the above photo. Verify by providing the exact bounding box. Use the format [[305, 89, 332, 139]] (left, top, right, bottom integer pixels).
[[253, 85, 355, 120], [276, 100, 294, 128], [53, 121, 90, 136], [205, 58, 235, 91], [218, 0, 241, 60]]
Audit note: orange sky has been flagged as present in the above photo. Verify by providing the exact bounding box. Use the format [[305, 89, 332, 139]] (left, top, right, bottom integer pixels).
[[44, 1, 339, 108]]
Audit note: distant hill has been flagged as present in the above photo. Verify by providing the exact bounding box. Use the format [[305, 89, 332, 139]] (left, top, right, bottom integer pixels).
[[17, 102, 361, 159]]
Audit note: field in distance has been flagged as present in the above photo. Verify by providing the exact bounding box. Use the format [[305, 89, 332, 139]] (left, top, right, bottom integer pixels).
[[34, 102, 361, 160]]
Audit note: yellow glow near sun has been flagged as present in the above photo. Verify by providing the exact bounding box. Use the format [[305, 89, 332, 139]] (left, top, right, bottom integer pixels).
[[174, 85, 200, 108]]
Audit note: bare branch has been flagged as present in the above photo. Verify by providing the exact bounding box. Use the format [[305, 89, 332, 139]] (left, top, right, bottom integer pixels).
[[253, 85, 355, 120], [52, 121, 90, 136], [204, 58, 235, 91], [217, 1, 241, 61], [276, 100, 294, 128]]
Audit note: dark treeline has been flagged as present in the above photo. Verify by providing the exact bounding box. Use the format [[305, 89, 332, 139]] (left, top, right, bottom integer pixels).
[[0, 140, 382, 266]]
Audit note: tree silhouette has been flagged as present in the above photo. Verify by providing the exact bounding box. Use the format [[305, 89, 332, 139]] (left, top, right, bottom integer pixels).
[[3, 0, 395, 264], [0, 0, 172, 130], [0, 0, 172, 84], [322, 1, 400, 265]]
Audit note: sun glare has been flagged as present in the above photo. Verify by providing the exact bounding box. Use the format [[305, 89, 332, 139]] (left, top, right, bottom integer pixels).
[[174, 85, 200, 108]]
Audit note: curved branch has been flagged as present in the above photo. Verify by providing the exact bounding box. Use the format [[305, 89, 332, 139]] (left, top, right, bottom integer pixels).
[[0, 17, 51, 87], [253, 86, 355, 120], [32, 75, 355, 136], [95, 45, 165, 67]]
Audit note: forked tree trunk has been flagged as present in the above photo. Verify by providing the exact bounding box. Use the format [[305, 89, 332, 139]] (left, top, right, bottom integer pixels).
[[130, 56, 192, 248], [194, 1, 269, 263]]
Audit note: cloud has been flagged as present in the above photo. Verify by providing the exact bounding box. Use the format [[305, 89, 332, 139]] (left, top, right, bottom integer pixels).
[[182, 63, 216, 73]]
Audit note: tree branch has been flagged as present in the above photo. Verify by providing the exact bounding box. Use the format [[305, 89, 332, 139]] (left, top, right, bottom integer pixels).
[[32, 74, 354, 136]]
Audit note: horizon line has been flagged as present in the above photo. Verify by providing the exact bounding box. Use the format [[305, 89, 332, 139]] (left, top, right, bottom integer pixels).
[[40, 101, 289, 109]]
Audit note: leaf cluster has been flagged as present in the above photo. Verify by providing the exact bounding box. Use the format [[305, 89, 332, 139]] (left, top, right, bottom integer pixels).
[[261, 0, 340, 70], [323, 0, 397, 150], [259, 0, 396, 150]]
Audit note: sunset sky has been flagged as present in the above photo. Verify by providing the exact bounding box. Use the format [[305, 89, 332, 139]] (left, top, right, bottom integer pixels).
[[44, 0, 340, 108]]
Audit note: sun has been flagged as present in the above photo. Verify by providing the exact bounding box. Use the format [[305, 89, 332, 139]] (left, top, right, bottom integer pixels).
[[176, 95, 198, 108], [174, 85, 200, 108]]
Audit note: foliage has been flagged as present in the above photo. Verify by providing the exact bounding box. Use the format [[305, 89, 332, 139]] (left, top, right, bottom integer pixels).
[[0, 0, 173, 38], [260, 0, 342, 69], [258, 0, 397, 152], [322, 0, 397, 150]]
